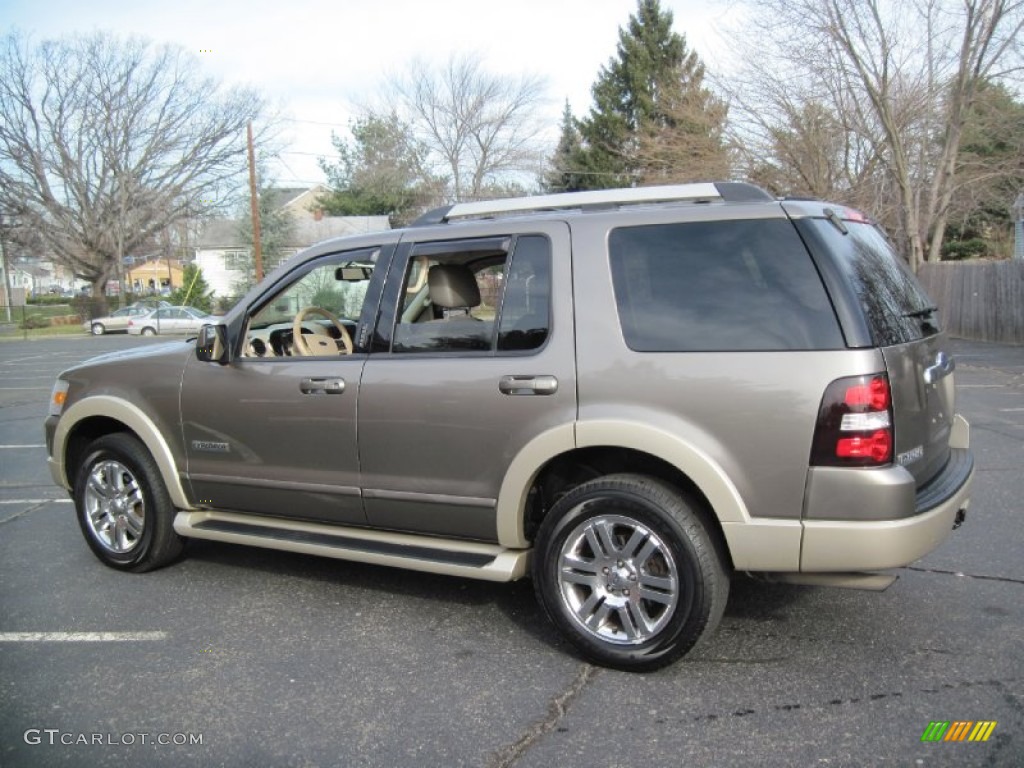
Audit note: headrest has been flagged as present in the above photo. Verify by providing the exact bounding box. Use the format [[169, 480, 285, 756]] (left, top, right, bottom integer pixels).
[[428, 264, 481, 309]]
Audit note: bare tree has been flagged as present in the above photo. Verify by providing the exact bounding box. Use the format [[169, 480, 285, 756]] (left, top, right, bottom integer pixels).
[[0, 31, 264, 305], [386, 53, 548, 203], [723, 0, 1024, 270]]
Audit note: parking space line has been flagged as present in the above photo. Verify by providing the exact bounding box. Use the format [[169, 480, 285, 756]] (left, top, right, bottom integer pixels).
[[0, 499, 71, 504], [0, 444, 46, 448], [0, 631, 167, 642]]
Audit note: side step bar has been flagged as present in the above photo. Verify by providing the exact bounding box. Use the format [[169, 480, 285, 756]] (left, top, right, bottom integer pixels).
[[174, 511, 530, 582]]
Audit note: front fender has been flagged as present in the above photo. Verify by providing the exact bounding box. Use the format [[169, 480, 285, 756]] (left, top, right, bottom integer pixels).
[[49, 395, 193, 510]]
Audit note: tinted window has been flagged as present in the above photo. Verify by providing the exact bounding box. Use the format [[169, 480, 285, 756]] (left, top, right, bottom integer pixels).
[[805, 220, 939, 346], [609, 219, 842, 352]]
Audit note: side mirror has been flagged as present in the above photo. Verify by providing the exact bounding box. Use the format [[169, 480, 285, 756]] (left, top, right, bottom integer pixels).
[[196, 324, 230, 364]]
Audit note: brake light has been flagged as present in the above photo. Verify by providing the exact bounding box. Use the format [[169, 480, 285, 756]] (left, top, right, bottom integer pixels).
[[811, 374, 893, 467], [841, 207, 872, 224]]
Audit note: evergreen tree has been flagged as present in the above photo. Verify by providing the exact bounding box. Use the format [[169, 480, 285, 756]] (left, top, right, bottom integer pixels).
[[565, 0, 729, 189], [543, 101, 587, 193], [170, 263, 214, 313], [318, 113, 437, 226]]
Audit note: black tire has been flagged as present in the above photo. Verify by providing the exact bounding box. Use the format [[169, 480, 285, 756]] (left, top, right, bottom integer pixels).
[[90, 323, 105, 336], [532, 473, 729, 672], [141, 327, 157, 336], [73, 433, 184, 573]]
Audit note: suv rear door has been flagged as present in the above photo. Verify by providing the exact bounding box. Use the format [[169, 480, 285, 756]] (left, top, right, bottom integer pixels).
[[357, 221, 575, 542], [794, 211, 955, 486]]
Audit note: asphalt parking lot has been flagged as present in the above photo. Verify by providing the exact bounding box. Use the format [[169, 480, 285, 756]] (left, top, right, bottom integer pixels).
[[0, 335, 1021, 767]]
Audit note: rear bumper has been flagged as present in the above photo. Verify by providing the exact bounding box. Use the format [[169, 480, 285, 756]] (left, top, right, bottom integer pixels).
[[800, 450, 973, 572]]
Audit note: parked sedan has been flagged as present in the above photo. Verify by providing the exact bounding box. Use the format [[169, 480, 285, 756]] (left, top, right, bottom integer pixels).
[[83, 306, 151, 335], [127, 306, 212, 336]]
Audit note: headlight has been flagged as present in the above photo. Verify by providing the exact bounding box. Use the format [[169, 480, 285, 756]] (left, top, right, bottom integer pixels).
[[48, 380, 70, 417]]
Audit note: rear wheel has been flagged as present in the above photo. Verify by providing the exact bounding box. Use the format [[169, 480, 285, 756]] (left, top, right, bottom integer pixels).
[[532, 473, 729, 671], [73, 433, 184, 572], [141, 327, 157, 336]]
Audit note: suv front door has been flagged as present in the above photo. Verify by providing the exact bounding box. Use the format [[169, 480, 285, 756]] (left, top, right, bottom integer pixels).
[[358, 222, 575, 542], [180, 243, 392, 525]]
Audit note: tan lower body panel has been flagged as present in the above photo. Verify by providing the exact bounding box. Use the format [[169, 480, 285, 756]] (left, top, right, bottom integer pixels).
[[174, 511, 530, 582], [800, 484, 971, 572]]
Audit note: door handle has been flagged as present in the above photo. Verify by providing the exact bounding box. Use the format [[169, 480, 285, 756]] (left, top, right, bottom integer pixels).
[[300, 377, 345, 394], [499, 375, 558, 396]]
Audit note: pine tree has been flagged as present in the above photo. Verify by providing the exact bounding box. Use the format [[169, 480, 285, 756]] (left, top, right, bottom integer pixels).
[[170, 263, 214, 313], [543, 101, 587, 192], [567, 0, 729, 189]]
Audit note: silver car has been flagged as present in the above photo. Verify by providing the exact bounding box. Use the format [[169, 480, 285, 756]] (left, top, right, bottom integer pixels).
[[83, 306, 150, 335], [45, 182, 973, 671], [126, 306, 212, 336]]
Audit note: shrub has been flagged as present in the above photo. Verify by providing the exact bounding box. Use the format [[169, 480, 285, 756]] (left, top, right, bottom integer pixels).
[[941, 238, 990, 260], [19, 314, 50, 329]]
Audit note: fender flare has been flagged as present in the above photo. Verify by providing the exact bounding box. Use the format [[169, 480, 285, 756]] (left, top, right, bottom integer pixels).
[[52, 395, 193, 510], [494, 419, 752, 549]]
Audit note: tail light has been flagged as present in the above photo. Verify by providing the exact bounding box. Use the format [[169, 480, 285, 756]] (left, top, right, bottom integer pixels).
[[811, 374, 893, 467]]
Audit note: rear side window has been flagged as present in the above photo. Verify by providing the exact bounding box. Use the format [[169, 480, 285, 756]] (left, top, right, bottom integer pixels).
[[803, 220, 939, 346], [609, 219, 843, 352]]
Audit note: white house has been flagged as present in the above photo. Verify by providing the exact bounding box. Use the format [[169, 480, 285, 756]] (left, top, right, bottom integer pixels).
[[194, 186, 390, 298]]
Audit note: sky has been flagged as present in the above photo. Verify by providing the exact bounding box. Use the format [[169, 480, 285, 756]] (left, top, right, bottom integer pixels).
[[2, 0, 740, 189]]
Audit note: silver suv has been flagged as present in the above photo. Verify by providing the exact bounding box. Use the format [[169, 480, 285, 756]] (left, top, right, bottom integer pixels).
[[45, 182, 974, 671]]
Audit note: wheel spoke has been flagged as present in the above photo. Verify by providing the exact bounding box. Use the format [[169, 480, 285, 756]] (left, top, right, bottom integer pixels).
[[561, 553, 600, 575], [638, 586, 675, 605], [620, 602, 648, 640], [88, 472, 111, 499], [585, 600, 613, 631], [634, 538, 658, 567], [594, 519, 619, 557], [620, 527, 647, 558], [123, 510, 144, 538], [639, 572, 674, 592], [124, 483, 144, 509], [561, 568, 598, 587], [584, 526, 608, 559], [112, 516, 127, 550]]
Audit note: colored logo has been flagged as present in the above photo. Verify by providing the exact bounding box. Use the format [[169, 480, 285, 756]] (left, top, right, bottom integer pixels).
[[921, 721, 997, 742]]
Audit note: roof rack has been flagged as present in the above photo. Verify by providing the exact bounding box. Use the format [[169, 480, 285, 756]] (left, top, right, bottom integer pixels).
[[411, 182, 772, 226]]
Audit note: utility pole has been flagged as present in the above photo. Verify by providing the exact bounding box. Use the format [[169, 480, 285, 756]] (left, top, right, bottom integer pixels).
[[0, 212, 12, 322], [1014, 192, 1024, 261], [247, 121, 264, 282]]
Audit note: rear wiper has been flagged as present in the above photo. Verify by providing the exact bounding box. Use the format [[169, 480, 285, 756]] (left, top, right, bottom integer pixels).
[[903, 305, 937, 318]]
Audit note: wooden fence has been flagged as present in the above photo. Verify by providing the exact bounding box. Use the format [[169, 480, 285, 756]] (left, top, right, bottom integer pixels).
[[917, 260, 1024, 344]]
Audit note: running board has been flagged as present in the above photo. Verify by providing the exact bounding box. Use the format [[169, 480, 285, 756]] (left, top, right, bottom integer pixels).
[[174, 511, 530, 582]]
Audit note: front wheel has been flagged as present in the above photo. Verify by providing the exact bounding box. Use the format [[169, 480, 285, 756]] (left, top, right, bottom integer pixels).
[[532, 474, 729, 671], [73, 433, 184, 572], [90, 323, 105, 335]]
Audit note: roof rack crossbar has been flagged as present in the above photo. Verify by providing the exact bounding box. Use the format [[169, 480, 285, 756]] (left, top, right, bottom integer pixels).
[[444, 183, 723, 221]]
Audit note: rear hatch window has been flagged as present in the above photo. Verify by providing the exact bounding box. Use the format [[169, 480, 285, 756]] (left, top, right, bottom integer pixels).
[[801, 218, 939, 346], [799, 216, 954, 487]]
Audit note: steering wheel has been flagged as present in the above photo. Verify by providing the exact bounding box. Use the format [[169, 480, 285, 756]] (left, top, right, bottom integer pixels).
[[292, 306, 354, 356]]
